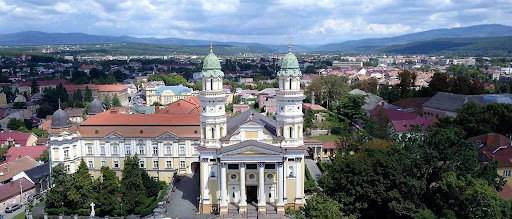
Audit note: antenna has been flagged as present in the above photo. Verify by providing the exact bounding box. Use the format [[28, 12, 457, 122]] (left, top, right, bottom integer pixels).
[[209, 35, 213, 51], [288, 35, 293, 52]]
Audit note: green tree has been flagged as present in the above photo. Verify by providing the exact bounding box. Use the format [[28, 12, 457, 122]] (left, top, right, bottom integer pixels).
[[304, 193, 344, 219], [306, 75, 350, 108], [103, 95, 111, 109], [111, 94, 122, 107], [95, 166, 120, 215], [141, 170, 161, 197], [84, 86, 93, 102], [378, 85, 401, 103], [30, 79, 39, 95], [355, 78, 378, 94], [7, 118, 25, 130], [37, 150, 49, 163], [67, 159, 93, 209], [121, 155, 146, 212], [398, 70, 416, 99], [73, 89, 83, 102], [46, 163, 70, 208], [335, 94, 366, 121]]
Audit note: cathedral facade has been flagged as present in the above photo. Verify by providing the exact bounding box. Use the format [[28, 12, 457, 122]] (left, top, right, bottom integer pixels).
[[198, 46, 306, 215]]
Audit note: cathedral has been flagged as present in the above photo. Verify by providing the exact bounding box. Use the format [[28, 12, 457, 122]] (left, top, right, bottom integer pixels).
[[197, 45, 306, 215]]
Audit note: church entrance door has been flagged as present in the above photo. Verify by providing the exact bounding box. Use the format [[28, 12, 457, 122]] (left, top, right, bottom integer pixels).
[[246, 186, 258, 203]]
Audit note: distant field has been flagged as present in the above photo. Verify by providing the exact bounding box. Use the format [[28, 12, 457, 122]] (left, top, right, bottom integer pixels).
[[308, 135, 340, 142]]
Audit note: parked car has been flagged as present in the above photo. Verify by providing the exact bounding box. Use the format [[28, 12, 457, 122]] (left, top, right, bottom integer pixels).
[[4, 204, 21, 213]]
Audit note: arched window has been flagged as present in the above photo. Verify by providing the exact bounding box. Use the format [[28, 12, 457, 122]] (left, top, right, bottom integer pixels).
[[211, 127, 215, 139], [289, 127, 293, 138], [203, 127, 207, 139], [210, 78, 213, 90], [289, 78, 292, 90], [280, 126, 284, 137]]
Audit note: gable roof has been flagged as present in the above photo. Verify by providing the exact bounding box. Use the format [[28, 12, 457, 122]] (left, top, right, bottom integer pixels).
[[420, 92, 512, 112], [0, 156, 39, 183], [0, 131, 36, 146], [2, 146, 47, 164], [81, 111, 199, 126], [156, 96, 200, 115], [155, 85, 192, 95], [370, 105, 434, 133], [222, 109, 279, 140], [468, 133, 512, 167], [23, 163, 50, 183], [0, 178, 35, 203], [349, 89, 385, 111]]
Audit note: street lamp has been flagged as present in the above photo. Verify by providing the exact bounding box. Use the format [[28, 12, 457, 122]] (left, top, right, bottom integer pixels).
[[61, 202, 64, 215]]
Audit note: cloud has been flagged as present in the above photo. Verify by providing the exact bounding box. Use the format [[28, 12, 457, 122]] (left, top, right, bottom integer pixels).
[[0, 0, 510, 44]]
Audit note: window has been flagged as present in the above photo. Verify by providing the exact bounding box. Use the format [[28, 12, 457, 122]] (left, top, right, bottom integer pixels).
[[180, 160, 186, 169], [246, 164, 257, 169], [87, 144, 93, 155], [228, 164, 239, 169], [210, 165, 217, 177], [265, 164, 275, 169], [139, 160, 145, 169], [288, 165, 295, 177], [65, 165, 70, 172], [101, 160, 106, 167], [113, 160, 119, 168], [88, 160, 93, 168], [165, 144, 172, 155], [64, 150, 69, 159], [153, 145, 158, 155], [192, 145, 198, 155], [112, 144, 119, 154], [139, 145, 145, 155], [153, 160, 159, 169], [125, 145, 131, 155], [100, 145, 105, 154], [166, 160, 172, 169], [179, 144, 185, 155], [504, 170, 511, 178]]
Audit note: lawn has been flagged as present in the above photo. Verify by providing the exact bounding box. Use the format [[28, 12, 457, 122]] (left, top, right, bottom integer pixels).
[[308, 135, 341, 142], [12, 212, 25, 219]]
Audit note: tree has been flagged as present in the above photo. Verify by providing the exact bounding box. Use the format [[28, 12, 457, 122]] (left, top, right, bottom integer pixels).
[[73, 89, 83, 102], [103, 95, 111, 109], [46, 163, 70, 208], [355, 78, 378, 94], [378, 85, 401, 103], [306, 75, 350, 108], [335, 94, 366, 121], [303, 109, 315, 135], [7, 118, 25, 130], [37, 150, 49, 163], [121, 155, 146, 212], [363, 110, 392, 140], [398, 70, 416, 99], [428, 72, 450, 93], [111, 94, 122, 107], [37, 103, 55, 119], [95, 166, 120, 215], [304, 193, 344, 219], [30, 79, 39, 95], [141, 170, 161, 198], [84, 86, 93, 102], [67, 159, 93, 209]]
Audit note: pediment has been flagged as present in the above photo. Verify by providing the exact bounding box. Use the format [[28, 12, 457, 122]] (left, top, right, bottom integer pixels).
[[240, 120, 264, 128], [156, 132, 179, 140], [218, 141, 283, 156], [104, 132, 123, 138]]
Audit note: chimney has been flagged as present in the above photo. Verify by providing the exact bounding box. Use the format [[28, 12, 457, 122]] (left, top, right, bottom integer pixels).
[[311, 91, 315, 105]]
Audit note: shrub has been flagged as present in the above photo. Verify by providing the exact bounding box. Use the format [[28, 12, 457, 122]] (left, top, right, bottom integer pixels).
[[75, 209, 90, 216], [113, 209, 128, 216], [44, 208, 73, 215], [134, 197, 155, 215], [139, 184, 168, 217]]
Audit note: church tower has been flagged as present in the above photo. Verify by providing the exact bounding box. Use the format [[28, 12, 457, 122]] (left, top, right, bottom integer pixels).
[[276, 45, 305, 147], [198, 46, 227, 148]]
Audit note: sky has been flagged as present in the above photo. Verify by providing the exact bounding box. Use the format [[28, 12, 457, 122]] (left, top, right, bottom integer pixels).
[[0, 0, 511, 44]]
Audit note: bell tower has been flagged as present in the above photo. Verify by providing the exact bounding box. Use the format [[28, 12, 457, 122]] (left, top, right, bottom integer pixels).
[[276, 45, 305, 147], [199, 46, 227, 148]]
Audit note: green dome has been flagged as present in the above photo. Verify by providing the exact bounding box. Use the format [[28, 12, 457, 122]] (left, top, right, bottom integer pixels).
[[278, 49, 301, 77], [201, 48, 224, 77]]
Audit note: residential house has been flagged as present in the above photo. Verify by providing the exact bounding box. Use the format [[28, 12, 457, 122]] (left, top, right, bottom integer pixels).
[[349, 89, 394, 113], [258, 88, 278, 114], [370, 105, 435, 135], [2, 145, 47, 164], [64, 84, 129, 106], [13, 163, 50, 194], [145, 85, 195, 106], [0, 131, 38, 147], [233, 104, 250, 113], [18, 79, 68, 95], [0, 178, 35, 212], [0, 156, 39, 184]]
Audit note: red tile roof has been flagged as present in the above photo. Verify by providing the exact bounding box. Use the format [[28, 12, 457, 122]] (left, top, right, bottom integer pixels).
[[499, 184, 512, 200], [0, 178, 35, 203], [370, 105, 434, 133], [0, 131, 34, 146], [393, 97, 430, 111], [0, 156, 39, 183], [19, 79, 67, 87], [3, 146, 47, 164], [302, 103, 326, 111], [64, 84, 127, 92], [323, 142, 336, 149], [81, 111, 199, 126], [156, 96, 200, 115]]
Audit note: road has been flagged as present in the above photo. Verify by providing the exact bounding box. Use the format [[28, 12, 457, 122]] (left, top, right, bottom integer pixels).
[[305, 159, 322, 180], [166, 173, 210, 219]]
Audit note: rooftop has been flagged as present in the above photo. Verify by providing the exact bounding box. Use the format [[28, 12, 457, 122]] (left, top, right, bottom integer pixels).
[[0, 156, 39, 183], [64, 84, 127, 92], [0, 178, 35, 203]]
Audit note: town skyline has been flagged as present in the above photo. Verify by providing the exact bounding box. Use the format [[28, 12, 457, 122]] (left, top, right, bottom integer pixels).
[[0, 0, 511, 44]]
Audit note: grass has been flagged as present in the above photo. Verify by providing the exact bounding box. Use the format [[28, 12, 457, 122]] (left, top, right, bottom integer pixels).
[[12, 212, 25, 219], [308, 135, 341, 142]]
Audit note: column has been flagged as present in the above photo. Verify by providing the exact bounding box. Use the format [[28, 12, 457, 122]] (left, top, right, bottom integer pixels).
[[239, 163, 247, 214], [295, 158, 302, 205], [201, 158, 210, 204], [257, 162, 266, 213], [276, 162, 285, 214], [220, 163, 228, 214]]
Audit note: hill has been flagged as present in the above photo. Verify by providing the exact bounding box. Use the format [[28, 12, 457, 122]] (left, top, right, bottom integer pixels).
[[380, 36, 512, 56], [315, 24, 512, 52]]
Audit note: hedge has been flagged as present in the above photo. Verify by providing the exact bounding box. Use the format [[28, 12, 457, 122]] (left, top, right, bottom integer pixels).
[[134, 197, 155, 215], [139, 184, 168, 217], [44, 208, 90, 216], [112, 209, 128, 216]]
